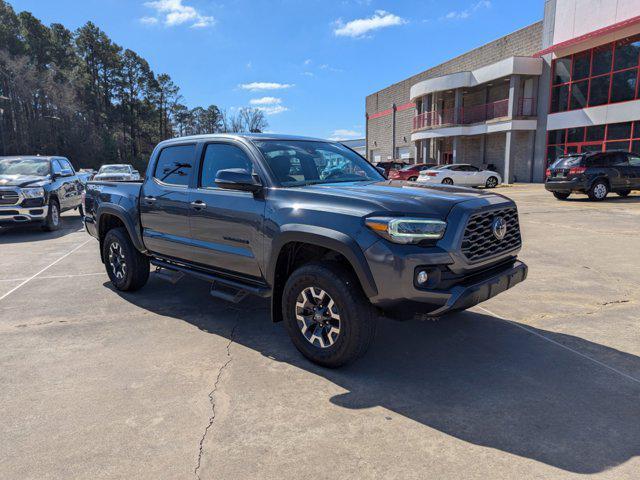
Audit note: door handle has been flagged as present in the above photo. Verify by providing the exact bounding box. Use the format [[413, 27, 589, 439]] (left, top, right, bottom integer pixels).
[[143, 196, 157, 204], [190, 200, 207, 210]]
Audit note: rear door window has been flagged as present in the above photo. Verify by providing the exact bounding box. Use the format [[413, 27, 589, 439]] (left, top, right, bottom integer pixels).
[[628, 154, 640, 166], [551, 156, 584, 168], [611, 153, 630, 167], [154, 144, 196, 186]]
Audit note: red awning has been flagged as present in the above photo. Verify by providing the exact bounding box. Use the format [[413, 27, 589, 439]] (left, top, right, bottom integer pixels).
[[535, 14, 640, 57]]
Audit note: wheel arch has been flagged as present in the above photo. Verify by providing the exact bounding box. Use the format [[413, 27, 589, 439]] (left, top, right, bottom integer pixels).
[[96, 205, 146, 261], [267, 226, 378, 322]]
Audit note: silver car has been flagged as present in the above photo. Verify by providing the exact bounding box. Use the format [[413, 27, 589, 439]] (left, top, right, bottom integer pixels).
[[93, 164, 140, 182]]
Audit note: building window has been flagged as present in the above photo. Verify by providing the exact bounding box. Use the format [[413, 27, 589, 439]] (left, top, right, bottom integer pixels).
[[550, 35, 640, 113], [545, 121, 640, 166]]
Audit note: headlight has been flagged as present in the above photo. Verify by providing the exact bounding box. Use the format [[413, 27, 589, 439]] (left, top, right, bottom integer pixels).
[[21, 187, 45, 199], [365, 217, 447, 244]]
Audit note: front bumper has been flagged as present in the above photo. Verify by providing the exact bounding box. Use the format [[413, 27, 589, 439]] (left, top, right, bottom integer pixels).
[[369, 254, 527, 319], [0, 205, 48, 224]]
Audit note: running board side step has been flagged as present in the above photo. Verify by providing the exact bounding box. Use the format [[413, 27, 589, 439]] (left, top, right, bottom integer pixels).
[[150, 258, 271, 300]]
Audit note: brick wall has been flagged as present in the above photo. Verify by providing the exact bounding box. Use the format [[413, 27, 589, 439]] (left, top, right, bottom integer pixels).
[[366, 21, 543, 161]]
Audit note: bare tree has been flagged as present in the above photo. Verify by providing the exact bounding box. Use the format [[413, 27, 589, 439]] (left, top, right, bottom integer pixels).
[[238, 107, 268, 133]]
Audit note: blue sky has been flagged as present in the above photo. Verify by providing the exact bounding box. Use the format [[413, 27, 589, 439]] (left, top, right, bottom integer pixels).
[[9, 0, 542, 140]]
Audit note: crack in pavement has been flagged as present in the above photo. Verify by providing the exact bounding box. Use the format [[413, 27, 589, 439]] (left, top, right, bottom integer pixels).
[[194, 312, 240, 480]]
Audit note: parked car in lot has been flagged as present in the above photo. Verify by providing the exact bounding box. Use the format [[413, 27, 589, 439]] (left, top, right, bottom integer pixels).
[[417, 164, 502, 188], [373, 160, 407, 177], [388, 163, 437, 181], [545, 150, 640, 201], [94, 164, 140, 182], [0, 155, 83, 230], [84, 134, 527, 367]]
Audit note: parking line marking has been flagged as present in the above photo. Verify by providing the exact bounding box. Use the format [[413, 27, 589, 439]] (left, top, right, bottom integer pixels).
[[0, 272, 104, 283], [0, 239, 91, 302], [476, 305, 640, 386]]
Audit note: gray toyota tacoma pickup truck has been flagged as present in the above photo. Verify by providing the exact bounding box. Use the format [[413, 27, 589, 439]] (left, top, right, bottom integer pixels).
[[83, 134, 527, 367]]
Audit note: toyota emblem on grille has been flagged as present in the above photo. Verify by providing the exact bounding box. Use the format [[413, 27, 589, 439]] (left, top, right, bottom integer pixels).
[[491, 216, 507, 240]]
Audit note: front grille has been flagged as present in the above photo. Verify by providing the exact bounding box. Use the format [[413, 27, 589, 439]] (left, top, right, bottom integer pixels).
[[0, 189, 19, 205], [461, 207, 521, 262]]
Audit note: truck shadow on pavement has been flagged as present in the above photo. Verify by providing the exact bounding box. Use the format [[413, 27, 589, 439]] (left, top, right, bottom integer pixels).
[[0, 215, 84, 244], [113, 275, 640, 474]]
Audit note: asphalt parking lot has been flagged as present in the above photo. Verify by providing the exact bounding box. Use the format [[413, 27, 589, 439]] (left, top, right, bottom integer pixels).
[[1, 185, 639, 479]]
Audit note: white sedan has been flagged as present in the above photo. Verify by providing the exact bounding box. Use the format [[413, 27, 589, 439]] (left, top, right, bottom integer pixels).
[[416, 164, 502, 188], [93, 164, 141, 182]]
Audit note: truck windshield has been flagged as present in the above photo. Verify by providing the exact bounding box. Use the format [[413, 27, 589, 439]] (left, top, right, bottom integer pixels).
[[99, 165, 129, 173], [0, 157, 50, 176], [253, 140, 384, 186]]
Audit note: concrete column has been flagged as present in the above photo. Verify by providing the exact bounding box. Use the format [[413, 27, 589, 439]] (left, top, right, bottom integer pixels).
[[365, 113, 369, 161], [452, 88, 463, 163], [479, 135, 487, 166], [507, 75, 522, 118], [453, 88, 463, 124], [391, 104, 397, 160]]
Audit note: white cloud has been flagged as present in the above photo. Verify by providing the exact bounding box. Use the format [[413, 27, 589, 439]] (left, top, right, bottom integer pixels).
[[249, 97, 281, 105], [329, 129, 362, 140], [140, 16, 159, 25], [302, 71, 314, 77], [443, 0, 491, 20], [256, 105, 288, 115], [304, 59, 312, 65], [239, 82, 294, 91], [143, 0, 215, 28], [333, 10, 406, 38]]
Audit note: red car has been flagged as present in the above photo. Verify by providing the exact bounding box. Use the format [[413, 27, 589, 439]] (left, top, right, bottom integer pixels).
[[388, 163, 437, 181]]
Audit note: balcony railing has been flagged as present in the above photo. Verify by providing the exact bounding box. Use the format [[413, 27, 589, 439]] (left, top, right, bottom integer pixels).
[[412, 97, 537, 131]]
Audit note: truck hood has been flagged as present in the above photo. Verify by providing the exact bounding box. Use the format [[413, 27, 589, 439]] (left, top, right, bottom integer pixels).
[[0, 174, 49, 188], [293, 180, 508, 218]]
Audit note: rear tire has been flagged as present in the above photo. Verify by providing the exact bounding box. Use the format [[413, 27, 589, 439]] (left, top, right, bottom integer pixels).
[[617, 189, 631, 197], [103, 227, 149, 291], [553, 192, 570, 200], [588, 180, 609, 201], [42, 199, 61, 231], [442, 178, 454, 185], [282, 262, 377, 368], [408, 176, 418, 182], [485, 176, 499, 188]]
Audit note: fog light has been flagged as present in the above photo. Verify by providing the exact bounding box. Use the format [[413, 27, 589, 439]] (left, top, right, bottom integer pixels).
[[416, 270, 429, 285]]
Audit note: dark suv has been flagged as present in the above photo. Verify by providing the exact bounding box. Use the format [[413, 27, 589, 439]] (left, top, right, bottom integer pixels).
[[545, 151, 640, 201]]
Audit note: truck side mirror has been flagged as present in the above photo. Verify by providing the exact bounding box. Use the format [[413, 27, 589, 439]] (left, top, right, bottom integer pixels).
[[375, 166, 387, 178], [215, 168, 262, 193]]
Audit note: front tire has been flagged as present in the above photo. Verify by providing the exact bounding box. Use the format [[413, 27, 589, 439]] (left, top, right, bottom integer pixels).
[[553, 191, 570, 200], [442, 177, 454, 185], [282, 262, 377, 368], [42, 199, 61, 231], [588, 180, 609, 201], [103, 227, 149, 291], [485, 176, 499, 188]]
